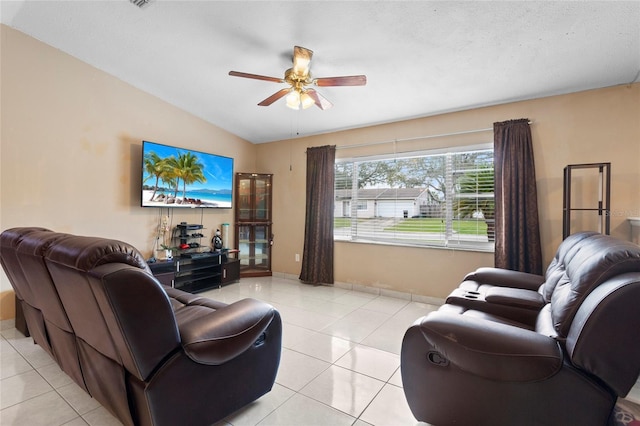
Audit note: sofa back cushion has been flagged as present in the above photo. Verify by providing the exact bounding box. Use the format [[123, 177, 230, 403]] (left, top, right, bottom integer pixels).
[[0, 227, 54, 306], [550, 235, 640, 337], [0, 227, 54, 353], [87, 263, 181, 380], [541, 231, 600, 302], [45, 236, 142, 360], [566, 272, 640, 395], [43, 235, 177, 376], [16, 230, 76, 334]]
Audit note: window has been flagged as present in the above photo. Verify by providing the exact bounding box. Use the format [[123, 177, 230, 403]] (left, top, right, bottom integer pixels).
[[334, 144, 494, 251]]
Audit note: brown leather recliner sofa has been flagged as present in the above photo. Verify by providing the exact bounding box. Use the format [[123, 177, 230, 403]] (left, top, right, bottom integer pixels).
[[0, 227, 282, 426], [401, 232, 640, 425]]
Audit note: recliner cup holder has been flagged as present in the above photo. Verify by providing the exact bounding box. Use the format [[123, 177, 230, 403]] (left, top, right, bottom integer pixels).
[[464, 290, 480, 299]]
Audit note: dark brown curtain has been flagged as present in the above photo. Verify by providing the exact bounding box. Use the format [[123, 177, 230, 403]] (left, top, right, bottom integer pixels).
[[299, 145, 336, 284], [493, 119, 543, 274]]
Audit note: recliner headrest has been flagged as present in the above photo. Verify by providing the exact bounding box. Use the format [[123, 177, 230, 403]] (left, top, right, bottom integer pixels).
[[0, 227, 53, 250], [551, 235, 640, 336], [45, 235, 151, 274], [542, 232, 602, 302]]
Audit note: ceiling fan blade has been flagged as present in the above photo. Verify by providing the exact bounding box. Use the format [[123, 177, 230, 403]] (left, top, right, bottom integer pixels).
[[258, 88, 291, 106], [315, 75, 367, 87], [229, 71, 285, 83], [306, 89, 333, 110], [293, 46, 313, 77]]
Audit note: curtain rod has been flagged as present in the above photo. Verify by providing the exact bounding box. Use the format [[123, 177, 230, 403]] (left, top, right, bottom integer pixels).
[[336, 121, 533, 150]]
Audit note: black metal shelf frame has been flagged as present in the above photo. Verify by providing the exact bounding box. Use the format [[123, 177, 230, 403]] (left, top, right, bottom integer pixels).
[[563, 162, 611, 239]]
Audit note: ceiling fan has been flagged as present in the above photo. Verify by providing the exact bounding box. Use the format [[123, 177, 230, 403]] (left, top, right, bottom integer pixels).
[[229, 46, 366, 110]]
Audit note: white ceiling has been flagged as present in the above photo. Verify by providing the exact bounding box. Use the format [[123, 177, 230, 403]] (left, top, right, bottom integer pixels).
[[2, 1, 639, 144]]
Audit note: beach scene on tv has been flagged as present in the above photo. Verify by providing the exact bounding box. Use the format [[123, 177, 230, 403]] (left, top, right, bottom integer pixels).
[[142, 142, 233, 208]]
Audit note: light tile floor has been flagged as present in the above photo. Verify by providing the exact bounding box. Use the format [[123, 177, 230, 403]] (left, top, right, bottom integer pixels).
[[2, 276, 639, 425]]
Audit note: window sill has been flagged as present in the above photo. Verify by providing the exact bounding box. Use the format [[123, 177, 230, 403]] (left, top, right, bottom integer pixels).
[[334, 236, 494, 253]]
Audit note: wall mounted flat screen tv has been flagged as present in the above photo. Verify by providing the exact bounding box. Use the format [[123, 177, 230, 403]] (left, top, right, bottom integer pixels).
[[141, 141, 233, 208]]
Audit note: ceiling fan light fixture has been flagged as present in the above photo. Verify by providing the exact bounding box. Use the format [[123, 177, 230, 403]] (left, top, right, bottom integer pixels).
[[292, 46, 312, 77], [286, 90, 301, 110], [300, 92, 315, 109], [293, 59, 310, 76]]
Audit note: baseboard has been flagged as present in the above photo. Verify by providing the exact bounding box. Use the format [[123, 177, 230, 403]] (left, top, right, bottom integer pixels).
[[272, 271, 445, 306], [0, 318, 15, 331]]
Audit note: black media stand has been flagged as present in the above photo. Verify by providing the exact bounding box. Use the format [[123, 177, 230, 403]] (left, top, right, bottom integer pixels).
[[149, 251, 240, 293]]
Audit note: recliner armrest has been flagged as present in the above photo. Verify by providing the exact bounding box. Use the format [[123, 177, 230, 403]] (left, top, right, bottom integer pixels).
[[463, 267, 544, 291], [418, 311, 562, 382], [179, 298, 276, 365], [485, 287, 546, 310]]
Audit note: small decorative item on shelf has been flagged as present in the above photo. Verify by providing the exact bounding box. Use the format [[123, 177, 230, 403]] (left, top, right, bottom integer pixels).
[[160, 242, 178, 260], [161, 246, 174, 261], [212, 229, 223, 252], [157, 215, 177, 260], [156, 246, 174, 261]]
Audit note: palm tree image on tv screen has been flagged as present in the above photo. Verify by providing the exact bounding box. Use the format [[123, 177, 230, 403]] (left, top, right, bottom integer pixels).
[[141, 141, 234, 208]]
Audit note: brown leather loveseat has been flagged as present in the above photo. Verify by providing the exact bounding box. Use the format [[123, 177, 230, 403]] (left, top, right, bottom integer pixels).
[[0, 227, 282, 426], [401, 232, 640, 425]]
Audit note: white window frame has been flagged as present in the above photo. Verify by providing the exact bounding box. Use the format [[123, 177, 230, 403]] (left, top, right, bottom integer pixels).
[[334, 143, 494, 252]]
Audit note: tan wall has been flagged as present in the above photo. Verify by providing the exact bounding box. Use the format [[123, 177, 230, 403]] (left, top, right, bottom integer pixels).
[[257, 83, 640, 298], [0, 25, 255, 319]]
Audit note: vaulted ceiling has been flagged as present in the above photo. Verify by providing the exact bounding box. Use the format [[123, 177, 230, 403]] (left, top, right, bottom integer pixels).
[[2, 1, 639, 143]]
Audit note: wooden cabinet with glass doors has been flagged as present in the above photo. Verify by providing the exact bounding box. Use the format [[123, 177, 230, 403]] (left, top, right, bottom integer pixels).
[[235, 173, 272, 277]]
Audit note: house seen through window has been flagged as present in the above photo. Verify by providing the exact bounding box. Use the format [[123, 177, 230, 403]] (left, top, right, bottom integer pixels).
[[334, 144, 495, 251]]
